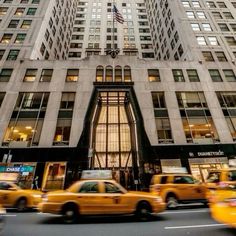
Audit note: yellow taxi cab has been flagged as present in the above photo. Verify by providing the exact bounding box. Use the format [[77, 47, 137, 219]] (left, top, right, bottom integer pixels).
[[0, 181, 42, 211], [39, 177, 166, 223], [205, 168, 236, 189], [208, 184, 236, 228], [150, 173, 208, 209], [0, 205, 6, 233]]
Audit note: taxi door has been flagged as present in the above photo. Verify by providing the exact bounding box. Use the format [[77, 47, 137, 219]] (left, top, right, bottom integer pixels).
[[76, 181, 105, 215], [99, 181, 130, 214], [173, 176, 205, 200], [0, 182, 15, 207]]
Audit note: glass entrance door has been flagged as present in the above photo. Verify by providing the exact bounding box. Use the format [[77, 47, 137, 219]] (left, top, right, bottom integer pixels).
[[90, 91, 138, 184]]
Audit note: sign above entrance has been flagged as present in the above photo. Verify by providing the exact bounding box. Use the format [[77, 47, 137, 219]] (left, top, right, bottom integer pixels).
[[162, 167, 188, 174], [0, 166, 34, 173], [81, 170, 112, 180], [189, 150, 224, 157]]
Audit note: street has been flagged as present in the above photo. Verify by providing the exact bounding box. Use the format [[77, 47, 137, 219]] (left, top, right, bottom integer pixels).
[[2, 206, 235, 236]]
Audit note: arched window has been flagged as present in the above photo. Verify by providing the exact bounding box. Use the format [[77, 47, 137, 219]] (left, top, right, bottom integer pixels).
[[124, 65, 132, 82], [105, 66, 113, 82], [115, 66, 122, 82], [96, 66, 104, 82]]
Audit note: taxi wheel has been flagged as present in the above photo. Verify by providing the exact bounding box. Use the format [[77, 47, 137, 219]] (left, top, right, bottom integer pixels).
[[166, 195, 178, 209], [16, 198, 27, 212], [62, 205, 79, 224], [135, 202, 152, 221]]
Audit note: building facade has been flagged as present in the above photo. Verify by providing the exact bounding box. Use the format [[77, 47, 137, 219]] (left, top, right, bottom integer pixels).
[[0, 0, 236, 190]]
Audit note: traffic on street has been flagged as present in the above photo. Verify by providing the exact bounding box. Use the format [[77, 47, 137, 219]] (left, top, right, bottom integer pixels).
[[1, 206, 235, 236]]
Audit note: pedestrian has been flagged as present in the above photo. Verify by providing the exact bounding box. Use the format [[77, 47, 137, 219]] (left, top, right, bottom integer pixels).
[[33, 176, 39, 190]]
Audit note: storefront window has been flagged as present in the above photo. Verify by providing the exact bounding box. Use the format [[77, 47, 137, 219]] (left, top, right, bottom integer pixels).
[[42, 162, 66, 190], [217, 92, 236, 140], [177, 92, 218, 143], [3, 92, 49, 147], [0, 163, 36, 189]]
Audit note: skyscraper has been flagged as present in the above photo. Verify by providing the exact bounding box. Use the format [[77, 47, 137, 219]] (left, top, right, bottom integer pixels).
[[0, 0, 236, 190]]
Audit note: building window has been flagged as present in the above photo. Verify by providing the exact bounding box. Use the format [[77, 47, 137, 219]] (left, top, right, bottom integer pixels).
[[225, 37, 236, 46], [0, 93, 5, 107], [23, 69, 37, 82], [0, 68, 13, 82], [152, 92, 173, 143], [15, 8, 25, 16], [105, 66, 113, 82], [223, 69, 236, 82], [8, 20, 19, 28], [7, 50, 19, 60], [196, 36, 207, 45], [66, 69, 79, 82], [186, 11, 195, 19], [217, 92, 236, 140], [172, 69, 185, 82], [0, 7, 8, 16], [40, 69, 53, 82], [212, 11, 223, 19], [3, 92, 49, 147], [218, 23, 229, 31], [187, 69, 200, 82], [202, 51, 214, 61], [148, 69, 160, 82], [196, 11, 206, 19], [14, 33, 26, 44], [124, 65, 132, 82], [208, 69, 223, 82], [0, 50, 5, 60], [40, 43, 45, 55], [1, 34, 13, 44], [202, 23, 212, 31], [215, 51, 227, 61], [208, 36, 218, 46], [223, 12, 234, 19], [176, 92, 218, 143], [115, 66, 122, 82], [21, 20, 32, 29], [191, 23, 200, 31], [27, 8, 37, 15], [96, 66, 104, 82], [53, 93, 75, 146]]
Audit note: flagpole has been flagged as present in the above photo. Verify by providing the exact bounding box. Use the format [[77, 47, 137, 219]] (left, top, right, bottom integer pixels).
[[112, 1, 115, 51]]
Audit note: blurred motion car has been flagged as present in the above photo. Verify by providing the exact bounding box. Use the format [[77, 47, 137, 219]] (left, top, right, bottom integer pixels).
[[0, 181, 42, 211], [209, 184, 236, 228], [150, 174, 207, 209], [39, 179, 166, 223], [0, 205, 6, 233], [205, 169, 236, 189]]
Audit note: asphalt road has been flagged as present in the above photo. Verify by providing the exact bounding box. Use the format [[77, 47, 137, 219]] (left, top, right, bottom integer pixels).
[[2, 206, 235, 236]]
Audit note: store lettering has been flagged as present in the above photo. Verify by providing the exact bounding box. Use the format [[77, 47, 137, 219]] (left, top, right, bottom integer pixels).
[[197, 151, 224, 157], [189, 151, 224, 157], [6, 167, 20, 172]]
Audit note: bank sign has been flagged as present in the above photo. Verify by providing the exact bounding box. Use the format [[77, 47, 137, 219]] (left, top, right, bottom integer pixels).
[[0, 166, 34, 173]]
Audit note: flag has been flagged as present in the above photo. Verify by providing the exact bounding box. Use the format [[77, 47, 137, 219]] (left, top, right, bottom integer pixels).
[[113, 5, 124, 24]]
